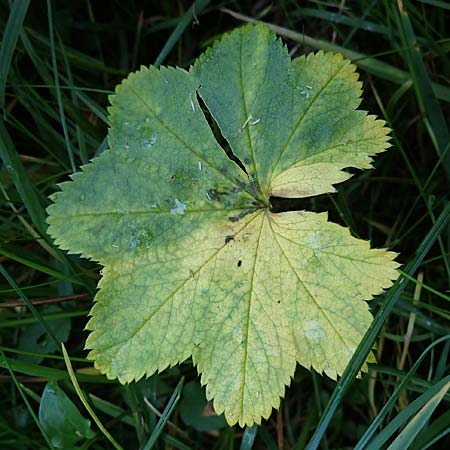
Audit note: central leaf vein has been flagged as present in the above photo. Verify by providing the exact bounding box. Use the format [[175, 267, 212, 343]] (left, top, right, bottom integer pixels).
[[239, 210, 265, 419], [239, 32, 261, 194], [268, 217, 355, 355], [267, 62, 347, 191]]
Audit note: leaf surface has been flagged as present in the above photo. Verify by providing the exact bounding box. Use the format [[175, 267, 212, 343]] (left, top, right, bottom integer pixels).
[[39, 380, 95, 449], [47, 23, 399, 426]]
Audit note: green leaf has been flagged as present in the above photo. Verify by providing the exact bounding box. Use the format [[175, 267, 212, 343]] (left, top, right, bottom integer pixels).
[[179, 381, 227, 431], [18, 305, 71, 364], [39, 380, 95, 449], [46, 23, 399, 426]]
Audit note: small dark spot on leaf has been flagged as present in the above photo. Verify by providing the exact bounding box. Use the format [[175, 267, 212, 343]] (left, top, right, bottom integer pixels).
[[237, 260, 242, 267], [229, 209, 256, 222], [248, 179, 259, 197], [225, 235, 234, 244], [277, 300, 281, 304], [171, 175, 176, 180], [206, 188, 220, 201]]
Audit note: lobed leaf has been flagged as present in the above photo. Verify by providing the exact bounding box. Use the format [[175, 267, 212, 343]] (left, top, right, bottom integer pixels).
[[47, 23, 399, 426]]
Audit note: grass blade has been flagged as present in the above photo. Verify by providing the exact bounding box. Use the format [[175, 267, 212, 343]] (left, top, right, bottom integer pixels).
[[240, 425, 258, 450], [387, 379, 450, 450], [354, 335, 450, 449], [0, 0, 31, 109], [142, 377, 184, 450], [154, 0, 210, 67], [394, 0, 450, 181], [364, 375, 450, 450], [46, 0, 75, 173], [0, 118, 47, 235], [417, 0, 450, 10], [0, 353, 107, 382], [0, 263, 60, 349], [0, 351, 54, 449], [410, 410, 450, 450], [294, 7, 389, 35], [62, 343, 124, 450]]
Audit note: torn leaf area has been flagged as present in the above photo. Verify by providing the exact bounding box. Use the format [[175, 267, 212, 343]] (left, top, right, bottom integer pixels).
[[47, 23, 399, 427]]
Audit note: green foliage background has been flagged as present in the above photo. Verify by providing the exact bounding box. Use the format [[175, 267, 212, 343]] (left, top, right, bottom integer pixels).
[[1, 1, 449, 449]]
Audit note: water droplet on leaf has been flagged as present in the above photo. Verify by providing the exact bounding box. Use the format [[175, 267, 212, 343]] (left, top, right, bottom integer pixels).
[[170, 199, 187, 215]]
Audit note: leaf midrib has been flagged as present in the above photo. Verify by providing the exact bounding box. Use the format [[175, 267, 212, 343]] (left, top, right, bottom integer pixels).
[[239, 31, 261, 193], [268, 216, 357, 361], [50, 206, 253, 219], [265, 61, 348, 193], [238, 209, 265, 423]]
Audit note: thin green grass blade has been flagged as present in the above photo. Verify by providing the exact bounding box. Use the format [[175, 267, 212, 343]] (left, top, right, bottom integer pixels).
[[62, 344, 124, 450], [163, 435, 195, 450], [0, 119, 47, 235], [87, 394, 134, 427], [240, 425, 258, 450], [142, 377, 184, 450], [0, 351, 54, 450], [394, 1, 450, 181], [304, 201, 450, 450], [26, 28, 125, 75], [386, 380, 450, 450], [0, 0, 31, 109], [0, 263, 60, 349], [418, 0, 450, 10], [71, 85, 108, 124], [0, 310, 88, 328], [131, 11, 144, 70], [154, 0, 210, 67], [294, 401, 317, 450], [0, 353, 107, 382], [19, 28, 52, 83], [365, 375, 450, 450], [20, 384, 42, 404], [0, 247, 85, 286], [0, 345, 87, 363], [220, 9, 450, 102], [342, 0, 379, 47], [435, 340, 450, 380], [57, 35, 88, 164], [410, 410, 450, 450], [354, 335, 450, 449], [94, 136, 108, 156], [386, 80, 413, 118], [46, 0, 75, 173], [400, 272, 450, 302], [294, 7, 389, 35], [421, 430, 450, 450], [125, 385, 143, 445]]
